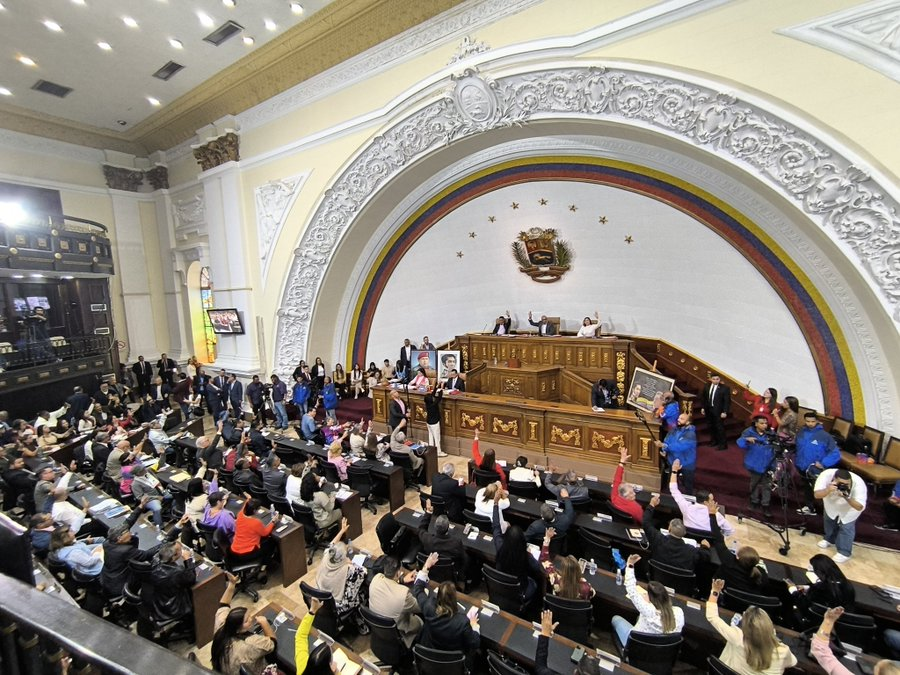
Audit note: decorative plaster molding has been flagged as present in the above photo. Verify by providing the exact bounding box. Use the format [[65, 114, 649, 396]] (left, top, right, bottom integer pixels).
[[0, 128, 104, 163], [274, 65, 900, 425], [145, 166, 169, 191], [172, 194, 207, 241], [192, 133, 240, 172], [448, 36, 491, 65], [254, 173, 309, 284], [102, 165, 144, 192], [779, 0, 900, 83]]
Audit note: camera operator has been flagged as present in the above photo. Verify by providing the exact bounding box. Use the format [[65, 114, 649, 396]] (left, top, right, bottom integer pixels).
[[736, 415, 776, 517], [794, 412, 840, 516], [813, 468, 866, 563]]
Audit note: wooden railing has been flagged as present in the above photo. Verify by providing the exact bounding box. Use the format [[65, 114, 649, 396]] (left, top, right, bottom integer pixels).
[[559, 368, 593, 406]]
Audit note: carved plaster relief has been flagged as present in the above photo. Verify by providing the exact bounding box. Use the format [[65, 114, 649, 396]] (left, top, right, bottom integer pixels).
[[254, 174, 309, 283], [172, 194, 207, 241]]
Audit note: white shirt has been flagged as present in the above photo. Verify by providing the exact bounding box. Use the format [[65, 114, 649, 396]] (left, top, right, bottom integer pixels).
[[52, 500, 87, 534], [814, 469, 867, 523], [286, 474, 303, 504], [474, 488, 509, 530], [577, 323, 601, 337], [508, 466, 541, 485]]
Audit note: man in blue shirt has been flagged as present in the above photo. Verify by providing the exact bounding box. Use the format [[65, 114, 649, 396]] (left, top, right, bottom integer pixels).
[[794, 412, 840, 515], [270, 374, 288, 430], [301, 409, 324, 445], [737, 416, 775, 517], [656, 412, 697, 493]]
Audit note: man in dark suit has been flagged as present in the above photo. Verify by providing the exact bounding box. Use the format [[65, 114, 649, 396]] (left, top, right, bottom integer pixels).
[[492, 311, 511, 335], [148, 376, 170, 411], [226, 374, 243, 418], [157, 353, 177, 386], [131, 356, 153, 396], [208, 369, 228, 421], [388, 390, 407, 431], [65, 386, 93, 425], [418, 504, 468, 582], [444, 369, 465, 392], [399, 338, 416, 373], [700, 372, 730, 450], [643, 494, 709, 573], [527, 312, 557, 336], [430, 462, 468, 523]]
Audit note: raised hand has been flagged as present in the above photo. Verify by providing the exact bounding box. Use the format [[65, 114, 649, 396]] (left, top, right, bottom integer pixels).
[[619, 448, 630, 463], [711, 578, 725, 593], [649, 493, 661, 508], [540, 609, 558, 638], [671, 458, 682, 472], [627, 554, 640, 566], [706, 498, 719, 514]]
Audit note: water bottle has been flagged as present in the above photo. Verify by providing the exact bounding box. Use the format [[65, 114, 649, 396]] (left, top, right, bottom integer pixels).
[[730, 612, 742, 627], [588, 558, 597, 575], [615, 568, 623, 586]]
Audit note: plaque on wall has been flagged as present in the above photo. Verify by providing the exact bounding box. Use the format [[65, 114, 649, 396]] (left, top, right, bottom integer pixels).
[[90, 304, 108, 312]]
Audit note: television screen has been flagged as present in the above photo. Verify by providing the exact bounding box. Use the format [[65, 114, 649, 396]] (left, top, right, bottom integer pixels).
[[13, 297, 28, 314], [26, 296, 50, 310], [207, 308, 245, 335]]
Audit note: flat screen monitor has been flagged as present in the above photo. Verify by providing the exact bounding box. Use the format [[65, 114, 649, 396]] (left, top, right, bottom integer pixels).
[[207, 308, 245, 335], [13, 297, 28, 314], [26, 296, 50, 310]]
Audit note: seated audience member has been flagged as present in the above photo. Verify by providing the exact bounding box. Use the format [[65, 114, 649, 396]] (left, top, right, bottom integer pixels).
[[492, 497, 543, 606], [146, 420, 170, 457], [544, 465, 589, 502], [51, 488, 92, 535], [49, 526, 105, 577], [146, 541, 197, 626], [389, 420, 423, 475], [129, 464, 171, 527], [707, 500, 768, 593], [327, 440, 349, 482], [471, 429, 506, 486], [185, 463, 218, 524], [668, 459, 734, 537], [261, 454, 287, 499], [368, 556, 423, 647], [106, 439, 140, 483], [293, 598, 328, 671], [34, 464, 67, 514], [230, 498, 281, 574], [36, 425, 61, 451], [233, 458, 263, 491], [611, 448, 644, 523], [657, 412, 698, 493], [706, 579, 797, 674], [418, 500, 468, 576], [29, 513, 56, 555], [411, 552, 480, 660], [299, 472, 342, 529], [643, 493, 709, 572], [348, 421, 367, 457], [794, 412, 840, 516], [78, 410, 97, 434], [811, 607, 900, 675], [540, 526, 594, 600], [525, 488, 575, 542], [475, 481, 509, 530], [3, 456, 36, 512], [591, 378, 619, 409], [788, 554, 855, 620], [350, 364, 365, 399], [211, 572, 277, 675], [301, 409, 326, 445], [315, 519, 369, 633], [196, 423, 224, 469], [285, 462, 306, 504], [612, 553, 684, 647], [535, 610, 604, 675], [444, 369, 465, 392], [508, 456, 541, 485], [430, 461, 467, 523], [202, 491, 237, 539], [34, 405, 69, 432]]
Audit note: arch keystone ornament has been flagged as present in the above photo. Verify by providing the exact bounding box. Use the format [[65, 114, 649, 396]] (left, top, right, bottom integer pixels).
[[511, 227, 572, 283]]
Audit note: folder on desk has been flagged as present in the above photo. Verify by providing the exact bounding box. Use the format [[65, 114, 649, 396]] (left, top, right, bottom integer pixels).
[[332, 648, 361, 675]]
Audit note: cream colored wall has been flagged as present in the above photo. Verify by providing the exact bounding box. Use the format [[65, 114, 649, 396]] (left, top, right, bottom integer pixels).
[[139, 199, 169, 352], [0, 148, 107, 190]]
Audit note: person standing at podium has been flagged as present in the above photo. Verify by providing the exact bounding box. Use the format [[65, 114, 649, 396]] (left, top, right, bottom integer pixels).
[[528, 312, 556, 336]]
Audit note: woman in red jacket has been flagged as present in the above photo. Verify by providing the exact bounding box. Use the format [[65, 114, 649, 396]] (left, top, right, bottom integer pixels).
[[472, 429, 506, 487], [743, 387, 778, 430], [230, 497, 281, 577]]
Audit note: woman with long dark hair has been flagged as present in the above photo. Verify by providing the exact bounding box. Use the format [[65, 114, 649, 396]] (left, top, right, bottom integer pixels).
[[612, 554, 683, 647], [471, 428, 507, 487], [299, 472, 342, 528], [211, 573, 276, 675], [540, 526, 594, 600], [744, 387, 779, 429], [491, 490, 541, 605], [774, 395, 800, 442], [229, 497, 280, 575], [411, 553, 480, 661], [789, 553, 856, 623], [350, 363, 365, 399]]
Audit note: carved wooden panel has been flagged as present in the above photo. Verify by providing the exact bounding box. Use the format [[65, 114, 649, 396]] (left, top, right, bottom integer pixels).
[[459, 410, 485, 431], [491, 415, 520, 437], [549, 424, 582, 448], [591, 432, 625, 451]]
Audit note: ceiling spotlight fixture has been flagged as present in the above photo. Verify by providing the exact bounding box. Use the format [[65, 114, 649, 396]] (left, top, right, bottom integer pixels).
[[43, 20, 63, 32], [168, 38, 183, 49], [0, 2, 7, 8], [97, 41, 112, 50], [197, 11, 214, 28], [0, 87, 11, 96], [242, 35, 254, 45], [17, 56, 36, 67], [61, 275, 75, 280], [264, 18, 277, 31], [122, 16, 138, 28], [147, 96, 161, 106], [71, 0, 86, 5], [30, 274, 45, 279], [11, 274, 24, 279], [290, 2, 303, 14], [222, 0, 236, 7]]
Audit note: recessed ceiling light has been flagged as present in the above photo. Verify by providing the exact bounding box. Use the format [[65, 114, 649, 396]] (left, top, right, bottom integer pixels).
[[168, 38, 183, 49], [222, 0, 235, 7], [97, 41, 112, 50], [197, 11, 214, 28], [30, 274, 45, 279], [290, 2, 303, 14], [43, 20, 63, 32], [264, 18, 277, 31], [70, 0, 86, 5], [147, 96, 161, 106], [0, 87, 11, 96], [122, 16, 138, 28], [0, 2, 6, 8], [242, 35, 254, 45], [17, 56, 36, 67]]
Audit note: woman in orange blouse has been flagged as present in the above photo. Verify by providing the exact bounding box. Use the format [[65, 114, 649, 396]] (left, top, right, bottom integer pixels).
[[230, 497, 281, 575]]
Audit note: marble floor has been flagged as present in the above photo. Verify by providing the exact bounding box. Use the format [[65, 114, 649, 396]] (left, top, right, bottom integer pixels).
[[182, 424, 900, 667]]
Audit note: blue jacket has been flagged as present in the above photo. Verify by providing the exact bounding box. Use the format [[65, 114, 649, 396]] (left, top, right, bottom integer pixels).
[[661, 402, 680, 430], [663, 425, 697, 470], [301, 415, 318, 441], [737, 427, 774, 474], [794, 424, 839, 471], [322, 383, 338, 409], [292, 382, 310, 405]]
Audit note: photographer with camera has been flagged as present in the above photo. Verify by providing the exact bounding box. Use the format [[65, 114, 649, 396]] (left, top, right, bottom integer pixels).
[[737, 415, 776, 518], [813, 468, 866, 563]]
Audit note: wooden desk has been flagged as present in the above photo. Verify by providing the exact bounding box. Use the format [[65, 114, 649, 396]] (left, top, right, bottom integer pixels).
[[481, 363, 562, 401]]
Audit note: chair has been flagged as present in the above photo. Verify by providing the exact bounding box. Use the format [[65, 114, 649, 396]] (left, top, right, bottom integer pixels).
[[605, 501, 638, 523], [487, 651, 529, 675], [416, 552, 455, 583], [831, 417, 852, 441], [359, 606, 409, 669], [232, 475, 251, 495], [578, 529, 613, 571], [707, 655, 740, 675], [347, 465, 378, 514], [649, 559, 697, 597], [217, 468, 234, 491], [543, 594, 592, 645], [293, 501, 341, 564], [807, 603, 876, 651], [300, 581, 354, 639], [473, 468, 501, 487], [721, 588, 781, 624], [621, 631, 682, 675], [545, 531, 567, 557], [222, 534, 263, 602], [248, 482, 270, 508], [483, 564, 523, 613], [420, 492, 446, 518], [194, 521, 224, 565], [462, 509, 492, 533], [269, 495, 295, 519], [413, 645, 466, 675], [506, 480, 539, 500], [322, 461, 342, 486], [389, 450, 419, 488]]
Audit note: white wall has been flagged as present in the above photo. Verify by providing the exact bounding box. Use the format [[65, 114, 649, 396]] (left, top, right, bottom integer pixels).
[[366, 180, 824, 408]]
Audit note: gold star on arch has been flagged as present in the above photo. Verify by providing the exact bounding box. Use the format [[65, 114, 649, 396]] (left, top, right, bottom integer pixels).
[[456, 251, 464, 258], [539, 198, 548, 206], [488, 216, 496, 223], [511, 202, 519, 210], [598, 215, 608, 224], [569, 204, 578, 212], [624, 235, 634, 244], [469, 232, 477, 238]]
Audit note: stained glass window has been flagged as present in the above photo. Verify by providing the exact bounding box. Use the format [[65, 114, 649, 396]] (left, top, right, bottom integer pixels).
[[200, 266, 217, 362]]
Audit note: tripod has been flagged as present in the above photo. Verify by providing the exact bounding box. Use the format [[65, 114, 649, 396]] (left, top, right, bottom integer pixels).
[[762, 448, 806, 556]]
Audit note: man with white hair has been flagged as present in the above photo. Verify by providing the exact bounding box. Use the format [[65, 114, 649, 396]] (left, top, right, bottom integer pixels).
[[430, 461, 467, 522], [389, 419, 423, 475]]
